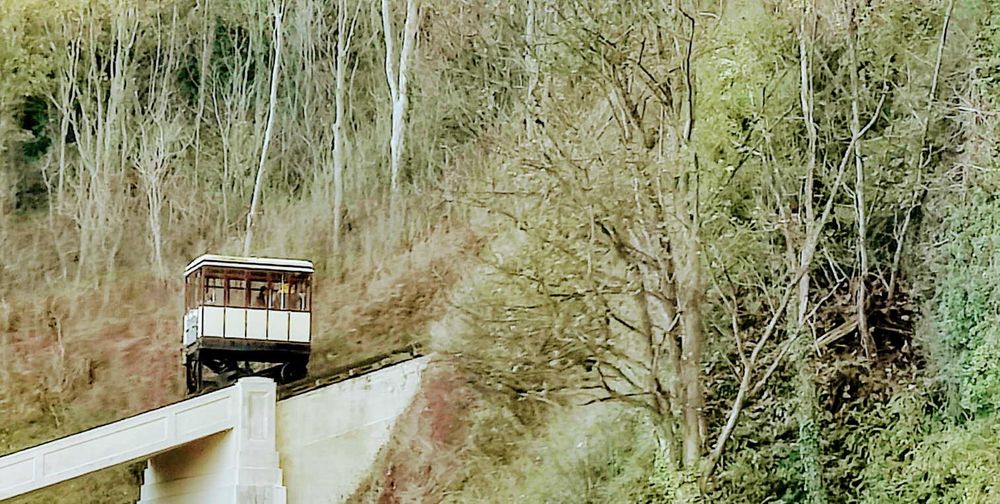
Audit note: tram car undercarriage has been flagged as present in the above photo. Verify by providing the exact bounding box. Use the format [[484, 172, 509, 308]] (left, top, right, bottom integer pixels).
[[182, 254, 314, 394]]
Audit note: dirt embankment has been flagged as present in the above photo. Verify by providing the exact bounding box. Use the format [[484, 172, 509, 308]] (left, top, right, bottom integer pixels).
[[348, 363, 477, 504]]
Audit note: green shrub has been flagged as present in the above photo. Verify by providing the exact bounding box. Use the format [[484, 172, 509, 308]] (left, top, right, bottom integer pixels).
[[444, 404, 672, 504], [858, 391, 1000, 503], [925, 188, 1000, 417]]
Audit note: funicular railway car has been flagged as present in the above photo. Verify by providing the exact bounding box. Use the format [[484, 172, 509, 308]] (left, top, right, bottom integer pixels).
[[183, 254, 314, 393]]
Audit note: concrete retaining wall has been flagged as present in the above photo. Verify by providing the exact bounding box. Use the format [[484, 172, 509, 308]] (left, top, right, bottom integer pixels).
[[276, 357, 427, 504]]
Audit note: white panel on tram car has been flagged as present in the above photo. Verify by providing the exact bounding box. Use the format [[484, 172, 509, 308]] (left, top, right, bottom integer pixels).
[[246, 309, 267, 340], [289, 312, 310, 343], [202, 306, 225, 337], [224, 308, 246, 339], [267, 311, 289, 341], [183, 309, 200, 346]]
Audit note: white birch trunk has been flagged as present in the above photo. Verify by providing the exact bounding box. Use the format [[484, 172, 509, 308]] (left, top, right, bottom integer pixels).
[[244, 1, 284, 256], [134, 8, 183, 279], [381, 0, 419, 193], [41, 23, 80, 279], [64, 8, 137, 280]]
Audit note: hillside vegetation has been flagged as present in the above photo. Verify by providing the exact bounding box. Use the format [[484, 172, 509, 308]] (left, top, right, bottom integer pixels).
[[3, 0, 1000, 502]]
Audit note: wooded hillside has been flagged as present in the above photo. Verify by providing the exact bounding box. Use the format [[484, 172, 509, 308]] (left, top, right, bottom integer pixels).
[[3, 0, 1000, 502]]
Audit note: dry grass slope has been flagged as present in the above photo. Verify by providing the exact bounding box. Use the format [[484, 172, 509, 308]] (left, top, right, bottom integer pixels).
[[0, 223, 479, 503]]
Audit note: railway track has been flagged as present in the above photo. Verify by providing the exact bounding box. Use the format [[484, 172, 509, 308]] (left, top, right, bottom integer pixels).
[[277, 343, 425, 400], [186, 343, 426, 400]]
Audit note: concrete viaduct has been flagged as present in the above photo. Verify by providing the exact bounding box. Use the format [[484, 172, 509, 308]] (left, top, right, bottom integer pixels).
[[0, 357, 427, 503]]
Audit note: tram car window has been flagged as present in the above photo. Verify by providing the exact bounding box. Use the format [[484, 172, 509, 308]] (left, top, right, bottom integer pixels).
[[182, 254, 314, 394]]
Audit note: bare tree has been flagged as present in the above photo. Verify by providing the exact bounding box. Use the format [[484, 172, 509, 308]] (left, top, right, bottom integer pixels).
[[133, 7, 187, 278], [846, 0, 876, 360], [40, 17, 81, 280], [60, 6, 139, 280], [244, 0, 285, 256], [887, 0, 954, 302], [192, 0, 215, 177], [466, 1, 891, 487], [381, 0, 419, 194], [210, 27, 257, 233], [704, 1, 885, 484], [461, 1, 710, 473], [332, 0, 362, 250]]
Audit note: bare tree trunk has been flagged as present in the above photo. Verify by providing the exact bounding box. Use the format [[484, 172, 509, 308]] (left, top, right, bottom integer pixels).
[[887, 0, 954, 302], [675, 9, 704, 469], [42, 23, 80, 280], [793, 6, 826, 498], [524, 0, 538, 139], [627, 227, 682, 464], [796, 1, 817, 329], [332, 0, 360, 251], [244, 0, 284, 256], [332, 4, 347, 252], [676, 229, 705, 468], [193, 0, 215, 178], [134, 8, 184, 279], [381, 0, 419, 194], [846, 0, 875, 360]]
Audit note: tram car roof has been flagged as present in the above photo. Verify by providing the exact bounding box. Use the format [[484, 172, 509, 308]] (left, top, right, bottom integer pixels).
[[184, 254, 315, 277]]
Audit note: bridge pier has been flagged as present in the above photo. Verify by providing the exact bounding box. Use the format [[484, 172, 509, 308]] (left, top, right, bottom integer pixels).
[[138, 378, 286, 504]]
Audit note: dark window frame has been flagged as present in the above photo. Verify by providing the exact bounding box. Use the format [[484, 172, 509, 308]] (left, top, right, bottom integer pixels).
[[193, 266, 312, 312], [225, 274, 248, 308], [203, 269, 226, 307], [249, 271, 270, 309]]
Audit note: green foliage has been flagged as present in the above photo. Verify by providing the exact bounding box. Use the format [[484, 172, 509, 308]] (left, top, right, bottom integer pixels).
[[18, 96, 50, 161], [855, 390, 1000, 503], [443, 404, 667, 504], [925, 188, 1000, 417], [440, 0, 987, 502], [641, 451, 702, 504], [974, 0, 1000, 98]]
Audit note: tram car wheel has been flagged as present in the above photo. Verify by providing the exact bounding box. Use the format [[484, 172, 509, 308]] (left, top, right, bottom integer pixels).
[[185, 359, 202, 395], [279, 360, 308, 383]]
